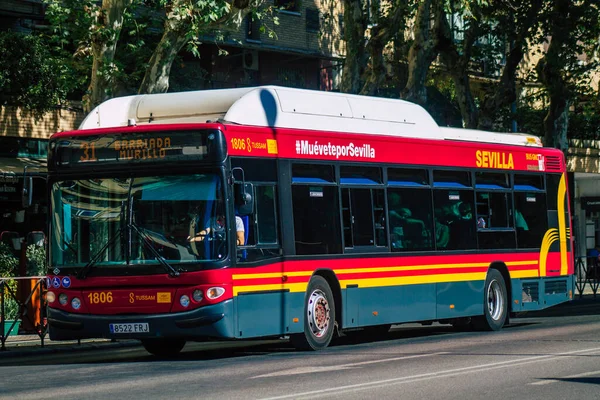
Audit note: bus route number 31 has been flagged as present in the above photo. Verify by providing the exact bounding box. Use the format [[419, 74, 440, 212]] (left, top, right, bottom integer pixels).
[[88, 292, 113, 304]]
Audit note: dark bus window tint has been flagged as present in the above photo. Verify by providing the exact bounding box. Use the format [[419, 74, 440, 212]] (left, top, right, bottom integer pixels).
[[256, 185, 278, 244], [475, 172, 509, 189], [433, 170, 471, 188], [546, 174, 562, 211], [433, 190, 476, 250], [476, 192, 512, 229], [514, 174, 544, 191], [478, 231, 516, 249], [388, 188, 433, 251], [388, 168, 429, 187], [292, 164, 335, 183], [514, 192, 547, 248], [292, 185, 342, 255], [231, 158, 277, 181], [342, 188, 386, 248], [340, 166, 382, 184]]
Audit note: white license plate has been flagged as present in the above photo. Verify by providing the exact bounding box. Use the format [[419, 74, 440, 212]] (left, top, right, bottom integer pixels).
[[109, 323, 149, 334]]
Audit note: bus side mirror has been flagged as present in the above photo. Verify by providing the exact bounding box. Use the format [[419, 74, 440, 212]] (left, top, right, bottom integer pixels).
[[234, 182, 254, 216], [22, 176, 33, 208]]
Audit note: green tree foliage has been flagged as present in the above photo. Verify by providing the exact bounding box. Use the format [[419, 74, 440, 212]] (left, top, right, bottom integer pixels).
[[339, 0, 600, 143], [0, 31, 76, 112], [44, 0, 265, 112], [533, 0, 600, 151]]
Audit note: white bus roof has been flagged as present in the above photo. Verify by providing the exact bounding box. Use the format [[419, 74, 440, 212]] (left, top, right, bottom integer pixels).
[[78, 85, 543, 148]]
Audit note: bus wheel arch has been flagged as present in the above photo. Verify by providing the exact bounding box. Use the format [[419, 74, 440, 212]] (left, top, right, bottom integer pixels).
[[472, 265, 508, 331], [291, 271, 340, 351], [314, 269, 342, 333]]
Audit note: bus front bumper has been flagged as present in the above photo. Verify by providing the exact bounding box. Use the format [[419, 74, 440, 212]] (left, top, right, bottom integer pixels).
[[47, 299, 235, 341]]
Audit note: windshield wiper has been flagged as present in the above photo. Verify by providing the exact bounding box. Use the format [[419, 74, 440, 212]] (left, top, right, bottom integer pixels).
[[129, 223, 181, 278], [77, 228, 123, 280]]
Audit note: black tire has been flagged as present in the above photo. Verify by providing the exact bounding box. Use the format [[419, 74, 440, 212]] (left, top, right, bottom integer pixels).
[[291, 276, 336, 351], [141, 339, 186, 357], [472, 269, 507, 331]]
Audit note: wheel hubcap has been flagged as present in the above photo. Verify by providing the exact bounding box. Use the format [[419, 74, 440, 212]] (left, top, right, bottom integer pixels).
[[487, 279, 504, 321], [307, 289, 330, 338]]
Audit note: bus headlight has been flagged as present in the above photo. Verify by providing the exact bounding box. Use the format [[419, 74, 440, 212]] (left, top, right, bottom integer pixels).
[[46, 291, 56, 303], [71, 297, 81, 310], [58, 293, 68, 306], [180, 295, 190, 308], [192, 289, 203, 302], [206, 287, 225, 300]]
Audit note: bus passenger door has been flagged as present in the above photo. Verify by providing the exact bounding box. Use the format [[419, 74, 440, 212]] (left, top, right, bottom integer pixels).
[[234, 184, 285, 338]]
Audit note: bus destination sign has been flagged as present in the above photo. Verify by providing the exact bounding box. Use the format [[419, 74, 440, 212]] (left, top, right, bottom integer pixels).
[[50, 130, 227, 169]]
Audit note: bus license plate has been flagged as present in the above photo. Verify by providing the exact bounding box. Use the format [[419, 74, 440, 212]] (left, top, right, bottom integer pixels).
[[109, 323, 149, 334]]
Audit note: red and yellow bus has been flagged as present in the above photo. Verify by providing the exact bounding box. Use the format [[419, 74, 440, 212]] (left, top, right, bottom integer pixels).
[[46, 86, 574, 356]]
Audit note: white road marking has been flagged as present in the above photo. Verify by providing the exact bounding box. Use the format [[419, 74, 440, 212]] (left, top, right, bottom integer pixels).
[[260, 346, 600, 400], [530, 369, 600, 385], [252, 352, 448, 378]]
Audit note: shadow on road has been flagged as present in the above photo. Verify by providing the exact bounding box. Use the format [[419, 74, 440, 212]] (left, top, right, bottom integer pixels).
[[514, 295, 600, 319]]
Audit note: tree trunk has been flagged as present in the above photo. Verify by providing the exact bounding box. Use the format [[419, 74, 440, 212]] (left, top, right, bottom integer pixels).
[[402, 0, 440, 106], [138, 0, 258, 94], [360, 24, 386, 96], [436, 4, 481, 128], [138, 19, 190, 94], [536, 0, 571, 152], [477, 43, 522, 131], [478, 1, 543, 131], [543, 96, 570, 151], [360, 1, 410, 96], [341, 0, 368, 94], [83, 0, 130, 113]]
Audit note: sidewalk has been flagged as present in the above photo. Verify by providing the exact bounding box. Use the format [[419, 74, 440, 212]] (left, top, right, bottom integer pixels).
[[0, 333, 140, 358]]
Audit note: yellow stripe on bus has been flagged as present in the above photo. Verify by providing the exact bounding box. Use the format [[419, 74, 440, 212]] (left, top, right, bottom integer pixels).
[[232, 260, 538, 281], [340, 272, 488, 288], [232, 268, 544, 296]]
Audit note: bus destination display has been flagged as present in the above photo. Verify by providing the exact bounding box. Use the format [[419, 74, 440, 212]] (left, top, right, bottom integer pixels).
[[50, 130, 227, 168]]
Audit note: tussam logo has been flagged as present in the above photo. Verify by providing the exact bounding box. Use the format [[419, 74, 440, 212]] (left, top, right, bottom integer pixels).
[[295, 140, 375, 159]]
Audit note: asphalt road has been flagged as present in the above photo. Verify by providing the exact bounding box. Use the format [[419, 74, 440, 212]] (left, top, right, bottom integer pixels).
[[0, 299, 599, 400]]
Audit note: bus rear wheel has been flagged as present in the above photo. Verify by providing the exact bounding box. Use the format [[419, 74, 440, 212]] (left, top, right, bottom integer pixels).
[[472, 269, 507, 331], [141, 339, 186, 357], [291, 276, 336, 351]]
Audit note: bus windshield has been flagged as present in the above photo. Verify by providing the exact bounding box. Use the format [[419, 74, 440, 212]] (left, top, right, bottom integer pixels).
[[50, 174, 228, 269]]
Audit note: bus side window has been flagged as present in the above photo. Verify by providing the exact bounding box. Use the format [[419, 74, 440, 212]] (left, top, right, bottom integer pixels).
[[255, 185, 278, 244], [514, 192, 547, 249], [238, 184, 280, 262], [292, 185, 342, 255], [433, 190, 476, 250]]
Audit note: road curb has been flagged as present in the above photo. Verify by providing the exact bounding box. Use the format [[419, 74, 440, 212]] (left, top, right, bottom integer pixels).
[[0, 339, 141, 359]]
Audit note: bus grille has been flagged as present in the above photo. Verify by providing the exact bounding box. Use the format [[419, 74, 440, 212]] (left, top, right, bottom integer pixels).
[[522, 282, 539, 303], [545, 156, 562, 172], [545, 279, 567, 295]]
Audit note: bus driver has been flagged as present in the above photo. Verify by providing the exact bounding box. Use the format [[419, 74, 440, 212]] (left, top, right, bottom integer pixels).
[[188, 214, 245, 246]]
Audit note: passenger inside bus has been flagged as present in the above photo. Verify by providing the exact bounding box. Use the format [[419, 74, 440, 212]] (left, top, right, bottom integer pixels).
[[515, 209, 529, 231], [390, 207, 427, 250]]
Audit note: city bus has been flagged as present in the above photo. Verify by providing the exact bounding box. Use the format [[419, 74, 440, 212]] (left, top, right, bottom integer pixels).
[[45, 86, 574, 356]]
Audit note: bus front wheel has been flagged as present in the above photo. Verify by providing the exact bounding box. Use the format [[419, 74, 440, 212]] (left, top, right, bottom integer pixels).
[[141, 338, 186, 357], [291, 276, 336, 351], [472, 269, 507, 331]]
